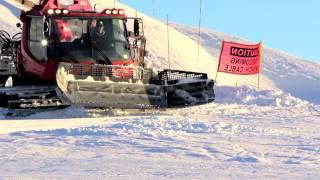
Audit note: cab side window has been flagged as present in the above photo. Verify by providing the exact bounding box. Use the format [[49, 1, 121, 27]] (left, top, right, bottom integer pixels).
[[28, 17, 47, 61]]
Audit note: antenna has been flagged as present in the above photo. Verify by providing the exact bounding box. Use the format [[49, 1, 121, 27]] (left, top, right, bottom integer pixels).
[[152, 0, 156, 17], [167, 14, 171, 69], [197, 0, 203, 62]]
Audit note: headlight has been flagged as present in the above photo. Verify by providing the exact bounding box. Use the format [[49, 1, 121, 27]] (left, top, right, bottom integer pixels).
[[62, 9, 69, 14], [47, 9, 54, 15], [112, 9, 118, 15], [55, 9, 62, 14], [118, 9, 125, 15], [105, 9, 112, 15]]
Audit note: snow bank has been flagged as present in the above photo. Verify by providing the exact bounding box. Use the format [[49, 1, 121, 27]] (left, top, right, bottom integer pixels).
[[215, 85, 308, 107]]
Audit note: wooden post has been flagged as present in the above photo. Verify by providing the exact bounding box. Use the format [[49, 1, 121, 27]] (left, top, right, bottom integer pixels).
[[257, 41, 263, 89], [215, 40, 225, 83], [167, 14, 171, 69], [197, 0, 203, 62]]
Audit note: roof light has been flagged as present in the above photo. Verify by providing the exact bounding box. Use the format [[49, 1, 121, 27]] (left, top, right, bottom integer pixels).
[[55, 9, 62, 14], [62, 9, 69, 14], [112, 9, 118, 15], [47, 9, 54, 15], [118, 9, 125, 15], [105, 9, 112, 15]]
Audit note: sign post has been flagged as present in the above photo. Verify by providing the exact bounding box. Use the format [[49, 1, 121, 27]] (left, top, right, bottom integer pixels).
[[215, 41, 225, 83], [197, 0, 203, 62], [257, 41, 263, 89], [167, 14, 171, 69]]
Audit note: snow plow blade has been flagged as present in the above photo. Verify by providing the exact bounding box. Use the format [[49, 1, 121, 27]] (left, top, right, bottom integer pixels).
[[56, 63, 215, 108]]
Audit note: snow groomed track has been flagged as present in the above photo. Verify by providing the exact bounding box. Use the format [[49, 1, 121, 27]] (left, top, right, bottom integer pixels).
[[0, 86, 319, 178]]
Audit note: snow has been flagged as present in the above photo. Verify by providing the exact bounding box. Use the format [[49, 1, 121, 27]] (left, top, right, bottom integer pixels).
[[0, 0, 320, 179], [0, 1, 21, 34], [1, 86, 319, 178], [0, 103, 320, 178]]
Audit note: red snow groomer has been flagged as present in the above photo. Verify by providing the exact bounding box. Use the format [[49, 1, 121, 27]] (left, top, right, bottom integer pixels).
[[0, 0, 214, 110]]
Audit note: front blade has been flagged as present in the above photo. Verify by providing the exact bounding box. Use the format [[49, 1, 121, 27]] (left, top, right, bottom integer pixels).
[[56, 63, 167, 108], [56, 63, 215, 109]]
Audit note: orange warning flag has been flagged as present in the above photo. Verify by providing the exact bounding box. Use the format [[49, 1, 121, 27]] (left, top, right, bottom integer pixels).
[[218, 41, 262, 75]]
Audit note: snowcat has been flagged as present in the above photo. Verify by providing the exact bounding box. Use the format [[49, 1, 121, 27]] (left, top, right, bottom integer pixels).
[[0, 0, 214, 111]]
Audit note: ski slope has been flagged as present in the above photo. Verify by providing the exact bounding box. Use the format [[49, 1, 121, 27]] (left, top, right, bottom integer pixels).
[[173, 24, 320, 103], [0, 0, 320, 179]]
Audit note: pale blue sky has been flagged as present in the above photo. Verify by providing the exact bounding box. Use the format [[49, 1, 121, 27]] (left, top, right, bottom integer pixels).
[[121, 0, 320, 62]]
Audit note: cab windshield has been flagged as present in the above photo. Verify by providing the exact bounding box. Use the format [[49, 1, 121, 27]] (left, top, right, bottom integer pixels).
[[47, 17, 130, 63]]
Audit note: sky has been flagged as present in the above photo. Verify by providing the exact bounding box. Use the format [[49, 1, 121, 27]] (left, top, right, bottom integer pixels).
[[119, 0, 320, 62]]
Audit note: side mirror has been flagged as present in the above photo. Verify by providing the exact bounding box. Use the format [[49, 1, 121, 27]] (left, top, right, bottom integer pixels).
[[127, 18, 144, 37], [43, 19, 50, 38], [134, 19, 140, 36], [44, 21, 49, 32]]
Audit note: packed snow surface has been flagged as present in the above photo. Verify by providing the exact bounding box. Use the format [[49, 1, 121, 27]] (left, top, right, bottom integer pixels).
[[1, 86, 320, 179], [0, 0, 320, 179]]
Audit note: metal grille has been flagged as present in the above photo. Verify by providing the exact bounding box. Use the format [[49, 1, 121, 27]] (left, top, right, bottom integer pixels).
[[61, 63, 152, 82], [159, 69, 208, 81]]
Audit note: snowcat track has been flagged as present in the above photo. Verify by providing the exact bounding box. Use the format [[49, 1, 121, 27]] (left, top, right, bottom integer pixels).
[[0, 86, 70, 110]]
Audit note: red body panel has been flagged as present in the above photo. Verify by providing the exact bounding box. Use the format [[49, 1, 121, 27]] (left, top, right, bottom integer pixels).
[[17, 0, 131, 81]]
